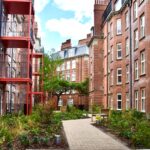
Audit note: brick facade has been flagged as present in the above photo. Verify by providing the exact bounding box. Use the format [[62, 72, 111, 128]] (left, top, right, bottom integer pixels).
[[53, 36, 90, 109], [90, 0, 150, 114]]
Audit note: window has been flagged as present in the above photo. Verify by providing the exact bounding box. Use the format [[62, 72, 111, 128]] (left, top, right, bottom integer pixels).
[[126, 93, 130, 110], [126, 65, 129, 83], [72, 71, 76, 81], [115, 0, 122, 11], [117, 93, 122, 110], [72, 60, 76, 69], [141, 51, 145, 75], [66, 71, 70, 81], [117, 43, 122, 59], [111, 46, 113, 62], [111, 70, 113, 85], [66, 61, 70, 70], [56, 66, 60, 71], [134, 60, 139, 80], [125, 38, 129, 56], [140, 15, 145, 38], [134, 29, 138, 49], [61, 63, 65, 71], [125, 11, 129, 28], [141, 89, 145, 112], [133, 1, 138, 20], [117, 68, 122, 84], [110, 23, 113, 38], [135, 91, 138, 110], [116, 19, 122, 35]]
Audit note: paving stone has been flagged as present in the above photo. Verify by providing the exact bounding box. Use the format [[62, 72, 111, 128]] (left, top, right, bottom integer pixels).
[[63, 119, 130, 150]]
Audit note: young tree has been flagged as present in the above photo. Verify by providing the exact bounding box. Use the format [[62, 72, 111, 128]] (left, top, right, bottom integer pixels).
[[42, 53, 89, 108]]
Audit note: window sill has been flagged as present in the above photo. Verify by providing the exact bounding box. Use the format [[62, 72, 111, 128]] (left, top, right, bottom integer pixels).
[[139, 36, 145, 42], [126, 54, 129, 57], [116, 33, 122, 36], [116, 58, 122, 60], [140, 73, 146, 77], [125, 27, 129, 31], [134, 47, 138, 51], [117, 83, 122, 86], [133, 18, 138, 23], [139, 0, 144, 7], [135, 78, 139, 81]]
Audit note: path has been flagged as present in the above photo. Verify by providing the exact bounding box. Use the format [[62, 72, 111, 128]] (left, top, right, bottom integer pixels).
[[63, 118, 130, 150]]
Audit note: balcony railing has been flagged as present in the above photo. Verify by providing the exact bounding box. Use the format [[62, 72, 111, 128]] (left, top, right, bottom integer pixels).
[[0, 62, 28, 78], [0, 21, 34, 42]]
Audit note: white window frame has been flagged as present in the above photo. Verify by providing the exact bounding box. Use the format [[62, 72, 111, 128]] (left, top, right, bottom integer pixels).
[[125, 38, 129, 56], [111, 70, 113, 86], [71, 71, 76, 81], [134, 60, 139, 80], [135, 91, 138, 110], [126, 65, 129, 83], [126, 92, 130, 110], [140, 15, 145, 38], [66, 61, 70, 70], [72, 60, 76, 69], [134, 29, 138, 49], [117, 93, 122, 110], [110, 23, 113, 38], [141, 89, 146, 112], [125, 11, 129, 28], [134, 1, 138, 20], [111, 46, 113, 62], [116, 19, 122, 35], [117, 68, 122, 84], [117, 43, 122, 59], [141, 51, 145, 75]]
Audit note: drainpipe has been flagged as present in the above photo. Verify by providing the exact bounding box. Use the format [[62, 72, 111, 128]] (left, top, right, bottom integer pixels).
[[9, 48, 13, 113], [106, 22, 109, 108], [0, 0, 2, 36], [128, 0, 133, 109]]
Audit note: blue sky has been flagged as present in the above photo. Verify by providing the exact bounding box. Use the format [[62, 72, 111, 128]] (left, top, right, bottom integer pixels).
[[34, 0, 94, 53]]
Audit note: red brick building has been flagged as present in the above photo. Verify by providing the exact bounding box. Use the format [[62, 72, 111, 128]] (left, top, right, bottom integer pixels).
[[53, 35, 91, 108], [90, 0, 150, 114]]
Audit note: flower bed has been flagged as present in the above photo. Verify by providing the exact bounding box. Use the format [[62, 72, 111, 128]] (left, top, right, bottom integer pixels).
[[95, 110, 150, 149], [0, 104, 86, 150]]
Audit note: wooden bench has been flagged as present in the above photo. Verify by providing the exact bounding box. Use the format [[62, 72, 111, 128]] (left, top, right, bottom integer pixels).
[[100, 109, 110, 119]]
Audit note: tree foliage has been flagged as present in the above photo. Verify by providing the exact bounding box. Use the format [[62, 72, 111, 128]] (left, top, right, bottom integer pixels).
[[42, 53, 89, 106]]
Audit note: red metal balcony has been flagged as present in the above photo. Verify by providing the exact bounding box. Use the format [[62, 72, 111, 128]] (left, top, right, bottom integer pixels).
[[0, 21, 34, 48], [0, 62, 32, 83], [3, 0, 34, 15]]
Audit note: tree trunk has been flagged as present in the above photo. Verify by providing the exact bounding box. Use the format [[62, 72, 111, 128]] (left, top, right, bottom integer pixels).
[[56, 95, 60, 110]]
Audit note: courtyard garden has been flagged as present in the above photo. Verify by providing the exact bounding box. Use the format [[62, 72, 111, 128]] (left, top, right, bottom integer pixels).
[[0, 103, 87, 150], [95, 109, 150, 149]]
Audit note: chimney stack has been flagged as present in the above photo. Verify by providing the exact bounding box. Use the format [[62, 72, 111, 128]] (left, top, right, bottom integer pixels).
[[61, 39, 72, 50]]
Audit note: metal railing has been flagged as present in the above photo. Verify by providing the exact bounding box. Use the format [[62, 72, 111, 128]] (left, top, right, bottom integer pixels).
[[0, 62, 28, 78], [0, 21, 34, 42]]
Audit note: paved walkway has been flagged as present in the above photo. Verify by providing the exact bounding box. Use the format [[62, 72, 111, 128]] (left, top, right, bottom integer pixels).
[[63, 119, 130, 150]]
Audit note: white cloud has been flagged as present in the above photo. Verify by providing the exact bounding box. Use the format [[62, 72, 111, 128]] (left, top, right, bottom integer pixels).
[[53, 0, 94, 21], [46, 0, 94, 42], [46, 18, 92, 41], [34, 0, 50, 13]]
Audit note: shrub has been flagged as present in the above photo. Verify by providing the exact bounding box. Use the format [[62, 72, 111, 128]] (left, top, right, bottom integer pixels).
[[19, 134, 30, 147]]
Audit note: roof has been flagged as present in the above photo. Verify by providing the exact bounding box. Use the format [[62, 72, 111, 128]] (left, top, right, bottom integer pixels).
[[52, 45, 89, 59]]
